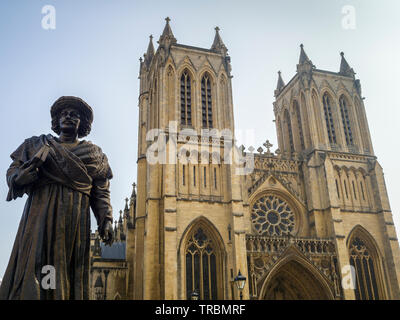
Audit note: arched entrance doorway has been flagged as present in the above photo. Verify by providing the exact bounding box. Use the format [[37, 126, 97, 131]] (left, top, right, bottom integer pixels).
[[261, 259, 334, 300]]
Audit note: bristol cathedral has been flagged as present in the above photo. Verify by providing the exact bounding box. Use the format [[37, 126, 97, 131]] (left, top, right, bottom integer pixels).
[[88, 18, 400, 300]]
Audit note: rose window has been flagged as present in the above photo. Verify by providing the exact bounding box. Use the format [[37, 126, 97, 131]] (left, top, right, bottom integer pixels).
[[251, 195, 295, 236]]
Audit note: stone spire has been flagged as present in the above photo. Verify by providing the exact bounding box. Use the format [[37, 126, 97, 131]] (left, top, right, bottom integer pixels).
[[274, 71, 285, 97], [93, 232, 102, 257], [158, 17, 177, 48], [277, 71, 285, 90], [299, 44, 312, 64], [119, 209, 123, 224], [129, 182, 137, 229], [118, 210, 126, 241], [144, 35, 155, 67], [339, 52, 355, 78], [296, 44, 315, 84], [211, 26, 228, 56], [124, 197, 130, 218]]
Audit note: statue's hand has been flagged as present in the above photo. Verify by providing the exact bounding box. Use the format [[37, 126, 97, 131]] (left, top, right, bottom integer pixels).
[[14, 163, 39, 187], [99, 220, 114, 246]]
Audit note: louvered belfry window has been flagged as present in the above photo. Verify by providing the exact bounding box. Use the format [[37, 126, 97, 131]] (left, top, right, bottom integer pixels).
[[323, 93, 337, 144], [284, 110, 294, 153], [181, 71, 192, 125], [294, 101, 305, 149], [339, 95, 353, 145], [186, 228, 218, 300], [201, 75, 213, 128]]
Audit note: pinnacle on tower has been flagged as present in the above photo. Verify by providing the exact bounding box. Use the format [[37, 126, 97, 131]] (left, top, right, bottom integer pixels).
[[124, 197, 129, 211], [274, 71, 285, 97], [339, 52, 355, 78], [119, 209, 123, 224], [299, 44, 313, 65], [211, 26, 228, 56], [158, 17, 177, 47], [277, 71, 285, 91], [144, 35, 155, 66]]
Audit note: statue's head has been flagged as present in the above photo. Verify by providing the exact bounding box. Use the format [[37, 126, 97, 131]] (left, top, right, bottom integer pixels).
[[50, 96, 93, 138]]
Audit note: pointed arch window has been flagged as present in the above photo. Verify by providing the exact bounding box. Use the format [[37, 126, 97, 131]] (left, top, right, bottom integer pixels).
[[339, 95, 353, 146], [294, 101, 305, 150], [349, 236, 381, 300], [185, 227, 219, 300], [284, 110, 294, 153], [181, 71, 192, 125], [322, 93, 337, 144], [201, 74, 213, 128]]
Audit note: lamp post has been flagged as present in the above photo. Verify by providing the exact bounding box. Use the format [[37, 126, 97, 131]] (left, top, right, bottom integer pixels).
[[191, 291, 199, 300], [234, 270, 246, 300]]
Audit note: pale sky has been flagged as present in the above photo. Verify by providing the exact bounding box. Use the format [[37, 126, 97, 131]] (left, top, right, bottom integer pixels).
[[0, 0, 399, 279]]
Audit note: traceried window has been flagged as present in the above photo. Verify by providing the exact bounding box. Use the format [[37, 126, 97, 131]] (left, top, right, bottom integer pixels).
[[185, 227, 218, 300], [181, 71, 192, 126], [251, 195, 295, 236], [201, 74, 213, 128], [284, 110, 295, 153], [294, 101, 305, 150], [339, 95, 353, 146], [349, 237, 380, 300], [322, 93, 337, 144]]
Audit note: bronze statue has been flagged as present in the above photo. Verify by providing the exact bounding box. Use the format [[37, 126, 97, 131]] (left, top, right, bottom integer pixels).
[[0, 96, 114, 299]]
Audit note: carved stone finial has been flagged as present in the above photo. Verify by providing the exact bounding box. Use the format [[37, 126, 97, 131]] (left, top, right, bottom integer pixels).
[[257, 147, 263, 155], [263, 140, 273, 153]]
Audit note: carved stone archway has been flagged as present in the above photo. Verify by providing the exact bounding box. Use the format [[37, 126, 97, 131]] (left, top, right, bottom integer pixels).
[[262, 259, 333, 300]]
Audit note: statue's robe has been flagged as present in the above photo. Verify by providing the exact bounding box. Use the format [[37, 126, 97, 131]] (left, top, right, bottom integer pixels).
[[0, 134, 113, 300]]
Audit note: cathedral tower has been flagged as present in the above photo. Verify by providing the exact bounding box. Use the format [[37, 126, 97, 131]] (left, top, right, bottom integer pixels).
[[134, 18, 248, 300], [270, 45, 400, 299]]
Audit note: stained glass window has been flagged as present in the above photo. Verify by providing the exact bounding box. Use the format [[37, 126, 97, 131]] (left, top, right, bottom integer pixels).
[[349, 237, 380, 300], [251, 195, 295, 236], [186, 227, 218, 300]]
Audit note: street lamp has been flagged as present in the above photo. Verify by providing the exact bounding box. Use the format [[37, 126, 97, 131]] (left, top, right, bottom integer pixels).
[[191, 291, 199, 300], [234, 270, 246, 300]]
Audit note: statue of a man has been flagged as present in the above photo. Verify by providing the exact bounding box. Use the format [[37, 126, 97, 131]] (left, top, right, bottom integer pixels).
[[0, 96, 114, 300]]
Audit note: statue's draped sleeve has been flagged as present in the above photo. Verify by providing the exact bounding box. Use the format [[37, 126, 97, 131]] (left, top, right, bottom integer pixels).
[[6, 137, 44, 201], [6, 134, 114, 228]]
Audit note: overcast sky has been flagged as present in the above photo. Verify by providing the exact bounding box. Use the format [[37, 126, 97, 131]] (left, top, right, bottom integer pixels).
[[0, 0, 399, 279]]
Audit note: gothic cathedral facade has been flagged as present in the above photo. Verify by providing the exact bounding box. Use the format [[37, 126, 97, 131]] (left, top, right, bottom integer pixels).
[[90, 19, 400, 300]]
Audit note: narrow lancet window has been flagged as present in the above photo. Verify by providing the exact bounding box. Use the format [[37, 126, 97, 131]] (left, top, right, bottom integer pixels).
[[294, 101, 305, 149], [323, 93, 337, 144], [201, 74, 213, 128], [339, 96, 353, 146], [284, 110, 294, 153], [181, 71, 192, 125], [349, 236, 380, 300]]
